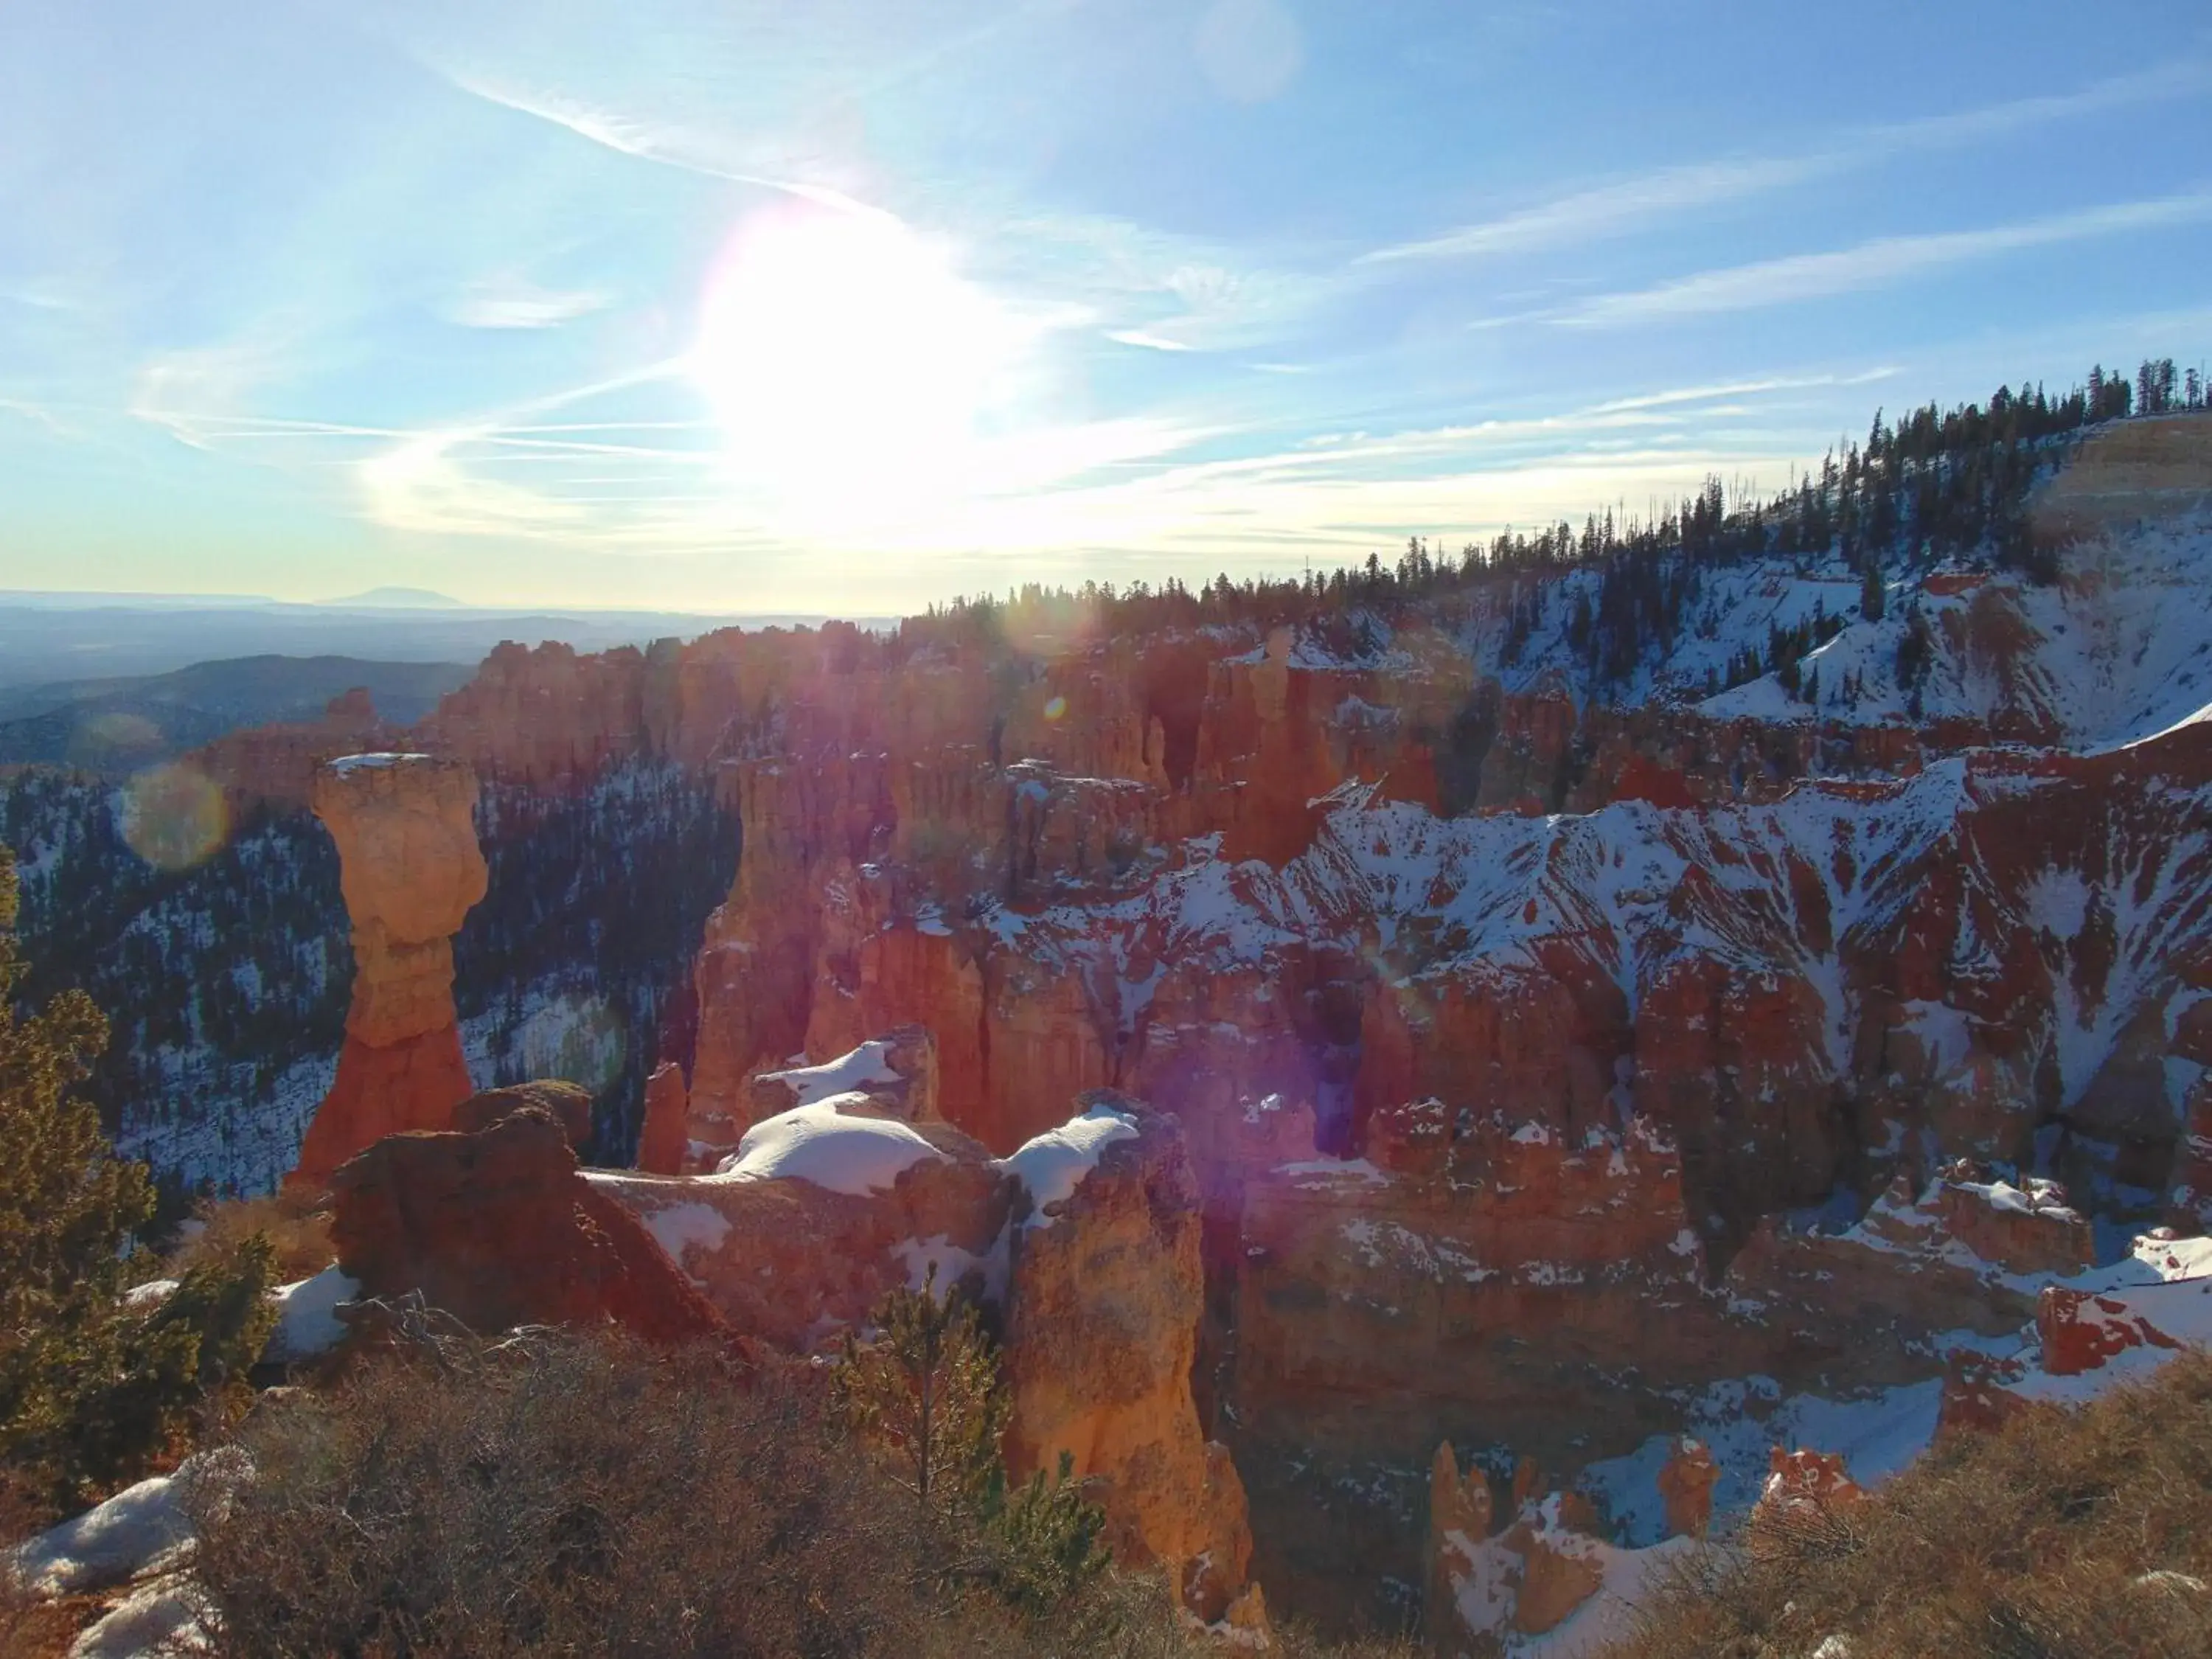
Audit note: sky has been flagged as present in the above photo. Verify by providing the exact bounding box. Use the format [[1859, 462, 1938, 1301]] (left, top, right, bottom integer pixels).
[[2, 0, 2209, 615]]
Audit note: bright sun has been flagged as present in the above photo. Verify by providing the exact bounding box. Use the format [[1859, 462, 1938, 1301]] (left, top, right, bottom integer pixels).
[[690, 203, 1012, 525]]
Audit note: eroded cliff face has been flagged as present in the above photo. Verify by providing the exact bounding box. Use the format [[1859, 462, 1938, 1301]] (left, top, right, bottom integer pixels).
[[291, 754, 487, 1190], [307, 422, 2212, 1627]]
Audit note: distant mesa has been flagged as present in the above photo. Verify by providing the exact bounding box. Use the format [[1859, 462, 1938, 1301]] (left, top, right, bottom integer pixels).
[[319, 586, 466, 610]]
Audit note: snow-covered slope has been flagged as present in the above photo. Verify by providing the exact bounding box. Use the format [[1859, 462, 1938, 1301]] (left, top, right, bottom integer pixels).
[[1468, 515, 2212, 750]]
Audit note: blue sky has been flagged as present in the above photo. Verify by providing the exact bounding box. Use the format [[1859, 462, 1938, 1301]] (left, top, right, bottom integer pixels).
[[2, 0, 2208, 613]]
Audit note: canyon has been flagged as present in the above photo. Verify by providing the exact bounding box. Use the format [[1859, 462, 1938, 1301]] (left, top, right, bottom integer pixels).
[[18, 409, 2212, 1644]]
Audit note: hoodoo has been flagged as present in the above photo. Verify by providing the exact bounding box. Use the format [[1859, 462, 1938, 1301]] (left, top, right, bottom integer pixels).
[[290, 753, 488, 1190]]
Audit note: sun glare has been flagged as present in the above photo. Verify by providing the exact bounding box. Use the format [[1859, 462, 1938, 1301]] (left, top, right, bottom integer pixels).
[[691, 204, 1013, 526]]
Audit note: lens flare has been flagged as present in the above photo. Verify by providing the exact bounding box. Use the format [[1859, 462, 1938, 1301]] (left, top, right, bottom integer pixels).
[[116, 762, 229, 871], [516, 993, 627, 1096], [1043, 695, 1068, 723]]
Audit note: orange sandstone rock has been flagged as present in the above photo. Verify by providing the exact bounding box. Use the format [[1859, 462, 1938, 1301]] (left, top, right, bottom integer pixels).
[[636, 1060, 690, 1175], [1001, 1103, 1257, 1623], [292, 754, 487, 1191], [1656, 1436, 1719, 1540], [328, 1107, 728, 1346]]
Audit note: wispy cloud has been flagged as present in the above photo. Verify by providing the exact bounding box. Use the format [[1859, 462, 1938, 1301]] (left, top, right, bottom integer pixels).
[[1109, 330, 1195, 352], [0, 397, 71, 437], [428, 65, 899, 223], [1359, 58, 2212, 266], [1557, 192, 2212, 327], [445, 280, 611, 330], [129, 337, 305, 450], [1587, 368, 1899, 414]]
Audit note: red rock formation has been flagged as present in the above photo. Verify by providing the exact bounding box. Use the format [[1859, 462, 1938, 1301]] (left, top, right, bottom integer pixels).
[[328, 1108, 728, 1346], [452, 1079, 593, 1147], [588, 1089, 1263, 1622], [588, 1116, 1015, 1350], [1749, 1448, 1867, 1553], [1656, 1437, 1719, 1540], [1933, 1174, 2095, 1277], [2037, 1285, 2183, 1377], [1001, 1104, 1257, 1624], [635, 1060, 690, 1175], [412, 640, 648, 787], [1935, 1349, 2034, 1441], [189, 689, 400, 812], [1423, 1441, 1495, 1631], [291, 754, 487, 1192]]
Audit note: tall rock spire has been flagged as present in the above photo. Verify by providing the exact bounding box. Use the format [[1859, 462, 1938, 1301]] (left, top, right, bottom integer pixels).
[[291, 753, 487, 1190]]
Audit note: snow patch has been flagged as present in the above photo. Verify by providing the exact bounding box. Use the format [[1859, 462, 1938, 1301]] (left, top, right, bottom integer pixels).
[[638, 1201, 734, 1264], [262, 1265, 358, 1363], [714, 1095, 945, 1196], [1001, 1103, 1140, 1226], [754, 1041, 902, 1106]]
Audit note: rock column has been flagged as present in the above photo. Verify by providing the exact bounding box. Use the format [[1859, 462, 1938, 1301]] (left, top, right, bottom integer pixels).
[[291, 754, 487, 1190]]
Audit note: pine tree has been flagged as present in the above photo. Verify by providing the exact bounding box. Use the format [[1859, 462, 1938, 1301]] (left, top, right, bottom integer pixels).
[[0, 845, 275, 1506], [830, 1270, 1109, 1614], [832, 1266, 1009, 1520], [1860, 560, 1886, 622]]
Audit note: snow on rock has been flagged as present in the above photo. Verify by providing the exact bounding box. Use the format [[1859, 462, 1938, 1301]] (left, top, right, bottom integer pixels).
[[751, 1041, 901, 1107], [894, 1233, 1007, 1301], [1439, 1492, 1700, 1658], [714, 1093, 945, 1195], [123, 1279, 178, 1311], [324, 751, 430, 773], [261, 1265, 358, 1364], [1580, 1374, 1949, 1548], [638, 1200, 734, 1263], [1000, 1102, 1141, 1225]]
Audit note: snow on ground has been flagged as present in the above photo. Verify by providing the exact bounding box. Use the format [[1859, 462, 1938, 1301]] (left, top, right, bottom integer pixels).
[[754, 1040, 902, 1105], [262, 1265, 359, 1364], [1516, 1534, 1700, 1658], [1000, 1102, 1140, 1225], [115, 1048, 334, 1200], [1580, 1375, 1949, 1549], [1467, 512, 2212, 751], [7, 1450, 251, 1597], [2010, 1275, 2212, 1408], [713, 1093, 945, 1195], [64, 1573, 214, 1658], [1585, 1227, 2212, 1551]]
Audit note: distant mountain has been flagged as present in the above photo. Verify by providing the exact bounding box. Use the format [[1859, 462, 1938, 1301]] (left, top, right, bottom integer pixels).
[[321, 586, 466, 609], [0, 595, 897, 689], [0, 654, 475, 774]]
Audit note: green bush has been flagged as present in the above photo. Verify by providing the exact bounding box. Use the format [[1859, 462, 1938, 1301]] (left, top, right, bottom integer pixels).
[[0, 844, 276, 1510]]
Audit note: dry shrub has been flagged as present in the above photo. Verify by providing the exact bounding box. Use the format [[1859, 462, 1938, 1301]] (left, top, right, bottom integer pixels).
[[187, 1325, 1205, 1659], [1, 1467, 88, 1659], [168, 1192, 333, 1284], [1607, 1351, 2212, 1659], [1270, 1621, 1424, 1659]]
